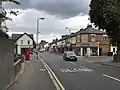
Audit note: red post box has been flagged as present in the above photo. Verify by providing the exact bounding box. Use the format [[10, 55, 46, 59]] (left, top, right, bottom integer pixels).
[[25, 48, 30, 61]]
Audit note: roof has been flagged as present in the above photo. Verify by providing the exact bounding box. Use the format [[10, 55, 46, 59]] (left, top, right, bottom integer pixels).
[[79, 26, 105, 34], [12, 32, 34, 41]]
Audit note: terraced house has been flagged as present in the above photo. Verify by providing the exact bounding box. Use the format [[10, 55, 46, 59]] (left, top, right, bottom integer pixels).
[[49, 25, 110, 56]]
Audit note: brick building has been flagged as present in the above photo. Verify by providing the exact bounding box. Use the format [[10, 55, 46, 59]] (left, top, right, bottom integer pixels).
[[76, 25, 110, 56]]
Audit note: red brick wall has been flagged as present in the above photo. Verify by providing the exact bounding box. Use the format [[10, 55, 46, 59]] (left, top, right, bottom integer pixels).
[[100, 44, 110, 55]]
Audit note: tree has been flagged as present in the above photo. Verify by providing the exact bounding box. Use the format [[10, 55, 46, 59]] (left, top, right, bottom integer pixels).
[[0, 0, 20, 31], [89, 0, 120, 55]]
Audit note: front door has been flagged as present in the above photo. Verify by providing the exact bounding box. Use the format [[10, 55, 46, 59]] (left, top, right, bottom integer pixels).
[[21, 48, 26, 55], [99, 48, 102, 56]]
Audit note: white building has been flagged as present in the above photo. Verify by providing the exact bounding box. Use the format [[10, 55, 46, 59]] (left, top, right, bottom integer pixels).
[[12, 33, 35, 55], [57, 40, 62, 48], [111, 46, 117, 55], [70, 36, 76, 44]]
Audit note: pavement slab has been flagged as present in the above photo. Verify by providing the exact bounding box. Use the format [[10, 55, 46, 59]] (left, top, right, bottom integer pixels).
[[8, 55, 56, 90]]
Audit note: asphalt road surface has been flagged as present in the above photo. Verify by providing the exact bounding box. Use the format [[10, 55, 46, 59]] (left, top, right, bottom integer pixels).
[[39, 52, 120, 90]]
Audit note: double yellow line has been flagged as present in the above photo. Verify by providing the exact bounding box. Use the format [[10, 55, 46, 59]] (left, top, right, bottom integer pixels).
[[39, 57, 65, 90]]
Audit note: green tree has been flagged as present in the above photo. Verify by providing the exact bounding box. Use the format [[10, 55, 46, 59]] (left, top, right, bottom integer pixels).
[[89, 0, 120, 55], [0, 0, 20, 31]]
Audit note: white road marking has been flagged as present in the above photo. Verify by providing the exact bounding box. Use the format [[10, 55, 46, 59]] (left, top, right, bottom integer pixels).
[[40, 69, 46, 71], [39, 56, 65, 90], [60, 67, 94, 73], [73, 68, 79, 72], [66, 69, 76, 73], [80, 65, 94, 72], [103, 74, 120, 82]]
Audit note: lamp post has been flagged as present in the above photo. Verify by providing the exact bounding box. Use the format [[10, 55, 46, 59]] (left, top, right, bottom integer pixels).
[[65, 27, 71, 51], [65, 27, 77, 51], [36, 17, 44, 49], [65, 27, 71, 36], [36, 17, 44, 59]]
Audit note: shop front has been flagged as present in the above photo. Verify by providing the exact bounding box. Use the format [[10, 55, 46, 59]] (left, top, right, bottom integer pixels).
[[77, 45, 99, 56]]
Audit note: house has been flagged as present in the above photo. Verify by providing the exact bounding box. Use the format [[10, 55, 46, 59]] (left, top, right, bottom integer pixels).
[[62, 33, 77, 51], [39, 40, 48, 50], [76, 25, 110, 56], [48, 25, 111, 56], [56, 39, 63, 52], [48, 39, 58, 52], [12, 32, 35, 55]]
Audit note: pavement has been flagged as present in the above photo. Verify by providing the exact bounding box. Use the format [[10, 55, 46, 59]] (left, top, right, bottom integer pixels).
[[39, 52, 120, 90], [8, 54, 56, 90], [77, 56, 120, 68]]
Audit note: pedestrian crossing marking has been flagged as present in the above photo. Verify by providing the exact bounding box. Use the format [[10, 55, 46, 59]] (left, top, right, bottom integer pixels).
[[60, 67, 94, 73]]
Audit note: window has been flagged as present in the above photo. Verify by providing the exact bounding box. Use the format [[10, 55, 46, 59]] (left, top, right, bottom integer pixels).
[[81, 34, 88, 42], [91, 34, 96, 42], [77, 35, 80, 43], [28, 40, 30, 45], [21, 40, 23, 44], [103, 37, 107, 40], [104, 37, 107, 40]]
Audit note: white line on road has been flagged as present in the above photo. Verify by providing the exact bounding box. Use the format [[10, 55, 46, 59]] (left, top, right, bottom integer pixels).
[[102, 74, 120, 82], [39, 56, 65, 90], [40, 69, 46, 71]]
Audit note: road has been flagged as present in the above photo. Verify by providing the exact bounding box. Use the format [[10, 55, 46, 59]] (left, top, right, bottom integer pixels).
[[39, 52, 120, 90]]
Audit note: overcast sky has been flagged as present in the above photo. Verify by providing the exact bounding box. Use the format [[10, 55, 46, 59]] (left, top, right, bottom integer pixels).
[[3, 0, 91, 42]]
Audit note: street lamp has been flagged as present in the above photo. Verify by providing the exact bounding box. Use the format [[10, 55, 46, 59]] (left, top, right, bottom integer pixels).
[[36, 17, 44, 59], [36, 18, 44, 48], [65, 27, 71, 44], [65, 27, 71, 36]]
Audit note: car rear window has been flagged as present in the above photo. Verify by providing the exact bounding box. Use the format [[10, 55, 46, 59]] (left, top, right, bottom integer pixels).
[[67, 52, 76, 56]]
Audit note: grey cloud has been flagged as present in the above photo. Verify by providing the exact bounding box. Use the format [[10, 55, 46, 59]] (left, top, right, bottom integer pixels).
[[7, 9, 68, 35], [3, 0, 90, 18]]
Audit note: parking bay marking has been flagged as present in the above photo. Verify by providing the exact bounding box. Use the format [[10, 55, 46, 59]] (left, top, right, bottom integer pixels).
[[60, 67, 94, 73]]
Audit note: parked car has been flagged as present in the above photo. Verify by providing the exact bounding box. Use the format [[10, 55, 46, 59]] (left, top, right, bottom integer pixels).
[[63, 51, 77, 61]]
